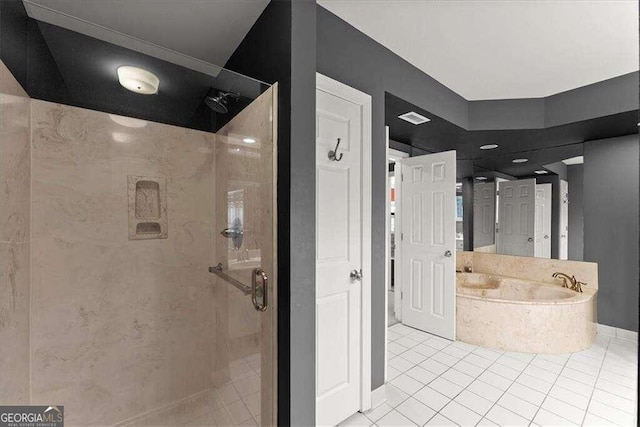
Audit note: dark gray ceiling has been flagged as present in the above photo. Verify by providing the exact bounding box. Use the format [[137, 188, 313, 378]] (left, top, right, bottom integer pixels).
[[22, 0, 270, 75], [386, 92, 638, 178], [2, 1, 269, 133]]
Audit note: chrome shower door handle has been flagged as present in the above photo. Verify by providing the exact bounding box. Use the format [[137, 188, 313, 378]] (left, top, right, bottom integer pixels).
[[252, 268, 268, 312], [444, 250, 452, 258]]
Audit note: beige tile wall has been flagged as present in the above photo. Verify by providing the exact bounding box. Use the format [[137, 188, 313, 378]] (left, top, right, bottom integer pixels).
[[29, 100, 217, 425], [0, 61, 31, 405], [0, 60, 275, 425]]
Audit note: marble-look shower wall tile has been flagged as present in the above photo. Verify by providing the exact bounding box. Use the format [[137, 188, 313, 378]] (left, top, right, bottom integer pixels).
[[0, 242, 30, 404], [0, 61, 28, 98], [472, 252, 598, 289], [0, 60, 30, 405], [0, 62, 30, 243], [30, 101, 217, 426]]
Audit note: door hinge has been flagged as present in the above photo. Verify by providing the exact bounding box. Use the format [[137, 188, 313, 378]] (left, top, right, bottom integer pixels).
[[401, 232, 404, 241], [401, 173, 404, 182], [401, 291, 403, 299]]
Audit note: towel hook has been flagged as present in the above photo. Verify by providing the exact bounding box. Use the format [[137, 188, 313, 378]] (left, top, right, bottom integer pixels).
[[328, 138, 344, 162]]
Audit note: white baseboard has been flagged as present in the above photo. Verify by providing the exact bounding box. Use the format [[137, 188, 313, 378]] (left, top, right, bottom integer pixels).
[[370, 385, 387, 409], [598, 323, 638, 342]]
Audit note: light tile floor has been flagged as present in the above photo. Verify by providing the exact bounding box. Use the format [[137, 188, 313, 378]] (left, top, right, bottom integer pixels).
[[120, 353, 262, 426], [340, 324, 638, 427]]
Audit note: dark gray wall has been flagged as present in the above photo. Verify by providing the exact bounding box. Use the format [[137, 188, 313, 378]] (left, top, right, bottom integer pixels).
[[544, 161, 568, 181], [468, 72, 639, 130], [468, 98, 545, 130], [545, 72, 639, 127], [567, 165, 584, 261], [289, 2, 317, 425], [584, 135, 639, 332], [317, 6, 469, 390]]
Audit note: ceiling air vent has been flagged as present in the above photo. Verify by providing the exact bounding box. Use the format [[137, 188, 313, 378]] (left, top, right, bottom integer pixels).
[[398, 111, 430, 125]]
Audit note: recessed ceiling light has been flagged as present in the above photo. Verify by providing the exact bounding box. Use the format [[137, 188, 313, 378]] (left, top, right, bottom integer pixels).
[[117, 66, 159, 95], [476, 176, 487, 180], [534, 170, 548, 174], [512, 158, 528, 163], [243, 138, 256, 144], [479, 144, 498, 150], [398, 111, 430, 125]]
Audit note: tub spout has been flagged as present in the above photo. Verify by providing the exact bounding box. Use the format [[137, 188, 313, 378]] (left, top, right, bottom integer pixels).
[[552, 272, 584, 293]]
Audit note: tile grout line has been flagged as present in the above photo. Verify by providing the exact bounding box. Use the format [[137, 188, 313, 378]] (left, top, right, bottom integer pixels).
[[581, 338, 639, 425], [526, 349, 575, 426], [392, 327, 525, 425], [479, 347, 542, 426], [383, 328, 465, 425], [385, 326, 636, 427], [578, 335, 610, 426], [389, 328, 524, 426]]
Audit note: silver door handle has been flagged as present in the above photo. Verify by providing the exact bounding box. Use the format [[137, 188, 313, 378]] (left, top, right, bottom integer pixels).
[[444, 250, 452, 258], [528, 237, 533, 242], [544, 235, 549, 239], [252, 269, 268, 312], [350, 269, 363, 281]]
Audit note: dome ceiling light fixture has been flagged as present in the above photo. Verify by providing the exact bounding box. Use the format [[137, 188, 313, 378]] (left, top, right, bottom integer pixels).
[[117, 66, 160, 95]]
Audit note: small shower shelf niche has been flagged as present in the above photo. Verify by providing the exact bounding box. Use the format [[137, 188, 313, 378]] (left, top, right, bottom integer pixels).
[[128, 176, 168, 240]]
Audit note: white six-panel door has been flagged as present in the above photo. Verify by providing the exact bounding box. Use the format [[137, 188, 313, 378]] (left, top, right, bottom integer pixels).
[[473, 182, 496, 249], [315, 75, 371, 427], [534, 183, 552, 258], [497, 179, 536, 256], [400, 151, 456, 340]]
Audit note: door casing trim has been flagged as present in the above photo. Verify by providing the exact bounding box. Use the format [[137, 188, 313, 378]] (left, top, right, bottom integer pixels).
[[385, 143, 409, 382], [316, 72, 373, 414]]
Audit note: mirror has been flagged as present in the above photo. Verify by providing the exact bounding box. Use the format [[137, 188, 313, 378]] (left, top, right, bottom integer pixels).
[[385, 92, 638, 261]]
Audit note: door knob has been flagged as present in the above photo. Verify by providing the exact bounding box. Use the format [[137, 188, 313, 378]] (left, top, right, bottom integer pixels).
[[444, 250, 452, 258], [350, 269, 363, 281], [544, 235, 549, 239], [528, 237, 533, 242]]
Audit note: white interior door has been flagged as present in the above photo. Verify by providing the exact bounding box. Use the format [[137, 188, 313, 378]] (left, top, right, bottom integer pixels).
[[400, 151, 456, 340], [534, 183, 552, 258], [497, 179, 536, 256], [315, 75, 371, 427], [560, 180, 569, 260], [473, 182, 496, 249]]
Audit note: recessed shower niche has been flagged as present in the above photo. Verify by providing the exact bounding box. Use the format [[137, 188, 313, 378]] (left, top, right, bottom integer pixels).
[[128, 175, 168, 240]]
